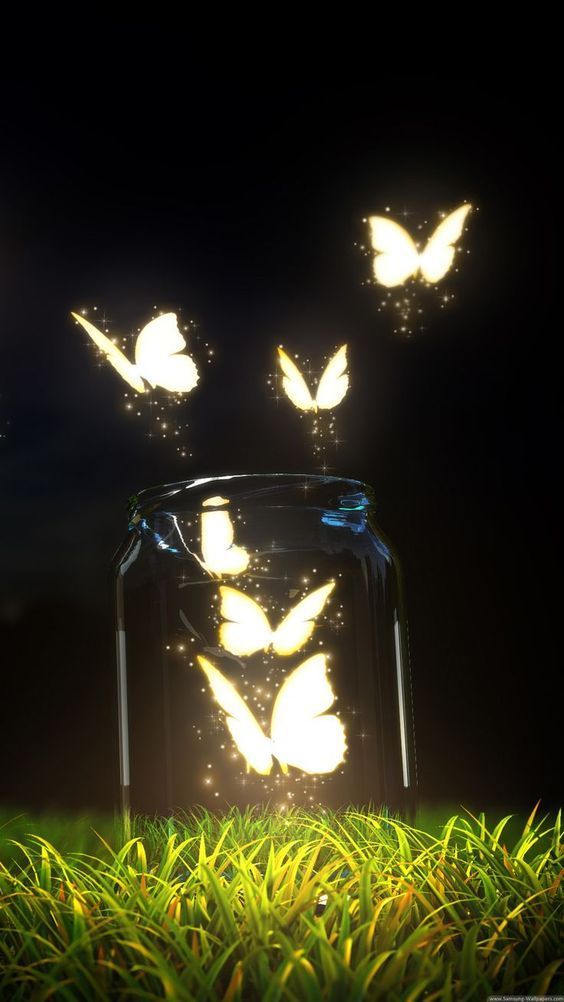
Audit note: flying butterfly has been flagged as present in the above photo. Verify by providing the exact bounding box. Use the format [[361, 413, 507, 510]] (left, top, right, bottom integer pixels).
[[277, 345, 349, 412], [219, 581, 334, 656], [71, 312, 199, 393], [197, 653, 347, 775], [197, 496, 250, 577], [367, 204, 472, 288]]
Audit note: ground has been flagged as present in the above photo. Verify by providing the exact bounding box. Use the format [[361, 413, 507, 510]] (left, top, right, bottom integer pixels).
[[1, 806, 562, 1000]]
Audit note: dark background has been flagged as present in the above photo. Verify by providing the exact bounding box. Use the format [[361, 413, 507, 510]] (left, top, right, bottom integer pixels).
[[0, 80, 559, 813]]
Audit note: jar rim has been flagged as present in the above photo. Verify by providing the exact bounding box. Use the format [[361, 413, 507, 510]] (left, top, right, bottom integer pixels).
[[128, 473, 375, 522]]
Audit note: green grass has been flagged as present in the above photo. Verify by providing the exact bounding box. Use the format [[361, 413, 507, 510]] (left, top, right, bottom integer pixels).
[[0, 806, 562, 1000]]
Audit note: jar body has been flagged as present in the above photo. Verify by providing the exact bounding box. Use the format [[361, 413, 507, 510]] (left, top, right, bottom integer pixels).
[[115, 475, 416, 815]]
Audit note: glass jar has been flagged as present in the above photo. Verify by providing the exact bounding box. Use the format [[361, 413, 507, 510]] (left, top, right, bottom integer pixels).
[[114, 474, 416, 815]]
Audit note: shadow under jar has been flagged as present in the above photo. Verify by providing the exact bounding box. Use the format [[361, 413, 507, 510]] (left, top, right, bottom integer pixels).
[[114, 474, 416, 816]]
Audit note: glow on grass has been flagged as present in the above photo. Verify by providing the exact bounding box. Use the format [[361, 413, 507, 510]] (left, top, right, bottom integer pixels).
[[197, 653, 347, 775], [367, 203, 472, 287], [219, 581, 335, 656], [277, 345, 349, 412], [71, 311, 199, 393]]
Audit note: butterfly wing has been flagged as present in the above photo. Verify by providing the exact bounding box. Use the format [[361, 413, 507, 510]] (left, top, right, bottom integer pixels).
[[273, 581, 335, 655], [71, 313, 146, 392], [135, 313, 199, 393], [270, 654, 347, 773], [315, 346, 349, 410], [418, 204, 472, 283], [197, 656, 273, 774], [219, 586, 273, 656], [277, 348, 315, 411], [200, 510, 250, 576], [368, 217, 420, 287]]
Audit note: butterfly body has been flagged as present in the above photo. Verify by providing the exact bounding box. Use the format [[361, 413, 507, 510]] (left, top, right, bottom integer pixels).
[[72, 312, 199, 393], [367, 204, 472, 288]]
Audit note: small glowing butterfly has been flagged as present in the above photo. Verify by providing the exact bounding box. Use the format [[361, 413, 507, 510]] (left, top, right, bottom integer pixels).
[[197, 496, 250, 577], [219, 581, 334, 656], [197, 653, 346, 775], [71, 312, 199, 393], [367, 204, 472, 288], [277, 345, 349, 412]]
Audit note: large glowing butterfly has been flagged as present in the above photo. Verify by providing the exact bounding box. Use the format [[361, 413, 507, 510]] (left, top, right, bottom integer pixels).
[[71, 312, 199, 393], [197, 496, 250, 577], [197, 653, 346, 775], [367, 204, 472, 287], [219, 581, 334, 656], [277, 345, 349, 412]]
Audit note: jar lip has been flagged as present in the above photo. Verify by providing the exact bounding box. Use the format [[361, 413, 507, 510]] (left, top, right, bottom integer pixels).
[[128, 473, 375, 522]]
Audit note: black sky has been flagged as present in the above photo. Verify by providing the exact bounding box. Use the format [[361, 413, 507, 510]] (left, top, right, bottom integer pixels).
[[0, 79, 559, 812]]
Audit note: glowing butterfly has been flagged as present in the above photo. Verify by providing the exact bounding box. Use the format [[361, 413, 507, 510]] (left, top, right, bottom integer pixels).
[[197, 653, 346, 775], [219, 581, 335, 656], [198, 497, 250, 577], [71, 312, 199, 393], [277, 345, 349, 412], [367, 204, 472, 287]]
